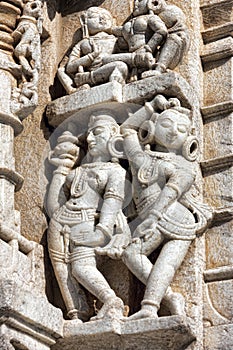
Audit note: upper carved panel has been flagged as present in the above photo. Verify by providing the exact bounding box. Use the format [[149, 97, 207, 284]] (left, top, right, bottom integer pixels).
[[58, 0, 190, 95]]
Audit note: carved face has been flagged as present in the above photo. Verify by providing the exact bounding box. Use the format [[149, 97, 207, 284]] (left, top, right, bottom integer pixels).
[[133, 0, 148, 16], [87, 123, 112, 158], [86, 8, 113, 35], [154, 110, 191, 151]]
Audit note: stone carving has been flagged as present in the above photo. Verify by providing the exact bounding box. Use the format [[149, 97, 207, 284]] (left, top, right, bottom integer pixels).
[[119, 95, 212, 319], [47, 113, 130, 321], [11, 0, 42, 120], [58, 0, 189, 93], [121, 0, 190, 80], [58, 7, 129, 94]]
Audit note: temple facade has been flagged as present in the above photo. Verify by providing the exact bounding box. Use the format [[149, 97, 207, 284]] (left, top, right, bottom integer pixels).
[[0, 1, 232, 349]]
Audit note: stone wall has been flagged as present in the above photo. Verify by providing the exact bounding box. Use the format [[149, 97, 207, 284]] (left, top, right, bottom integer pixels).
[[0, 0, 232, 349]]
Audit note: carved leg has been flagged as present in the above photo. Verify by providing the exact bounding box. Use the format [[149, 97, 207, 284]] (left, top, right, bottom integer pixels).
[[74, 72, 91, 88], [74, 62, 128, 88], [18, 55, 33, 76], [162, 286, 186, 316], [47, 219, 86, 321], [122, 229, 164, 284], [57, 67, 76, 94], [136, 239, 191, 319], [156, 37, 182, 72], [71, 251, 124, 320]]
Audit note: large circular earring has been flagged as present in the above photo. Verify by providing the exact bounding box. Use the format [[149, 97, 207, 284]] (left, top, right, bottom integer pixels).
[[138, 120, 155, 145], [182, 136, 199, 161], [107, 135, 125, 160]]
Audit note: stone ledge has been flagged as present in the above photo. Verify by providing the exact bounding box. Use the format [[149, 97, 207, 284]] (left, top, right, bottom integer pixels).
[[0, 280, 63, 344], [201, 101, 233, 121], [212, 206, 233, 224], [46, 81, 123, 128], [46, 73, 195, 128], [0, 167, 24, 192], [204, 324, 233, 350], [0, 111, 23, 136], [202, 23, 233, 44], [122, 72, 195, 108], [204, 266, 233, 283], [201, 37, 233, 63], [52, 316, 195, 350], [201, 154, 233, 176]]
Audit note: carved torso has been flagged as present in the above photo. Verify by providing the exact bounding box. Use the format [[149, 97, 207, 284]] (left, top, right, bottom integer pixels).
[[53, 162, 125, 225], [123, 15, 149, 52]]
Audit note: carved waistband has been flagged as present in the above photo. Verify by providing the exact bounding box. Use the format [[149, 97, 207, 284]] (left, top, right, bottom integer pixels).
[[54, 207, 97, 226]]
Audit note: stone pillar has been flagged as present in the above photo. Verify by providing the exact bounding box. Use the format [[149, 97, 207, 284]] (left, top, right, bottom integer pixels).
[[200, 0, 233, 349], [0, 2, 64, 349], [0, 0, 24, 230]]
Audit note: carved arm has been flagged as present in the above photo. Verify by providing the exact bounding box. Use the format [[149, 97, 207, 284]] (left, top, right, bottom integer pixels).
[[147, 15, 167, 53], [150, 158, 196, 219], [66, 39, 99, 75]]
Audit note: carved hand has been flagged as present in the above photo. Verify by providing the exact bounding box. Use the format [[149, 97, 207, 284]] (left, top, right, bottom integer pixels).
[[95, 233, 130, 259], [133, 215, 159, 241], [74, 228, 107, 248], [133, 52, 155, 69]]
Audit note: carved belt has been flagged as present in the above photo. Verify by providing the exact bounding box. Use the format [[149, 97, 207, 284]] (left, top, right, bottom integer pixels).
[[157, 213, 196, 241], [53, 207, 97, 225]]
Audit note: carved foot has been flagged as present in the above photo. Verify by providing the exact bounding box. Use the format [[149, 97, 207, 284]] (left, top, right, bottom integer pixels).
[[164, 292, 186, 316], [74, 72, 91, 87], [126, 304, 158, 321], [90, 297, 124, 321], [141, 70, 162, 79], [67, 309, 83, 323], [75, 84, 91, 93]]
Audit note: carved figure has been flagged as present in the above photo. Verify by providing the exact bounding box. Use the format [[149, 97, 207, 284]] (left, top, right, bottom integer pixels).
[[120, 95, 212, 319], [121, 0, 190, 79], [47, 114, 130, 322], [59, 6, 157, 93], [11, 0, 42, 119], [59, 7, 128, 93]]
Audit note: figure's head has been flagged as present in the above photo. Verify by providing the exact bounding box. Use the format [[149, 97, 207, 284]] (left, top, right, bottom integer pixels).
[[87, 113, 120, 159], [139, 107, 192, 151], [133, 0, 148, 16], [85, 7, 113, 35], [147, 0, 166, 14], [153, 109, 191, 151], [133, 0, 166, 16], [23, 0, 42, 18]]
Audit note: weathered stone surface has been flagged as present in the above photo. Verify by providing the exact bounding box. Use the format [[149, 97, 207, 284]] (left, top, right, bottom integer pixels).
[[204, 324, 233, 350], [47, 73, 196, 128], [205, 221, 233, 270], [47, 81, 123, 127], [0, 0, 231, 350], [52, 316, 195, 350], [200, 0, 233, 30], [203, 58, 233, 107]]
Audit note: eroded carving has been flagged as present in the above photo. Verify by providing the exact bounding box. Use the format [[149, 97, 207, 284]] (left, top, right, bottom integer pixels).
[[122, 0, 190, 79], [47, 113, 130, 321], [58, 7, 129, 94], [46, 2, 213, 328], [11, 0, 42, 120], [58, 1, 190, 93]]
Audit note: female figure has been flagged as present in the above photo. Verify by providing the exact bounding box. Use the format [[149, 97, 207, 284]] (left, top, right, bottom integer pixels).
[[47, 114, 130, 321], [122, 0, 190, 79], [121, 95, 211, 319]]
